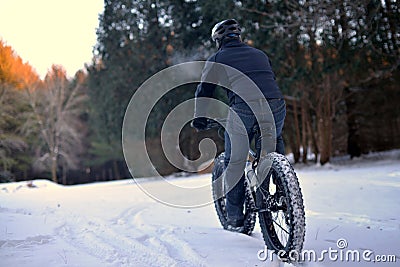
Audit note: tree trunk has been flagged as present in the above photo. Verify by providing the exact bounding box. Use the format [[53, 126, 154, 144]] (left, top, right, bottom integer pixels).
[[292, 98, 301, 163], [113, 160, 121, 179], [287, 129, 298, 163], [307, 113, 318, 163], [285, 98, 301, 163], [318, 118, 331, 165], [317, 81, 333, 165], [301, 97, 308, 163], [62, 164, 67, 185], [51, 153, 57, 183]]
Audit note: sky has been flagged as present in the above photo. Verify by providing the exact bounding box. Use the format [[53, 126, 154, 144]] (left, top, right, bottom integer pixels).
[[0, 0, 104, 78]]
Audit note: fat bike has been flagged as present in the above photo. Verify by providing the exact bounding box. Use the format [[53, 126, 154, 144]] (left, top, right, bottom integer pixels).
[[207, 119, 306, 261]]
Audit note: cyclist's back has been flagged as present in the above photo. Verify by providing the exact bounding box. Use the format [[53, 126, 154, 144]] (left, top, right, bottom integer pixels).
[[210, 38, 283, 107]]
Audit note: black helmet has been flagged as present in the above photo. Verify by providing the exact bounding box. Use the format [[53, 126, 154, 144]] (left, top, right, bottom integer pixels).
[[211, 19, 241, 46]]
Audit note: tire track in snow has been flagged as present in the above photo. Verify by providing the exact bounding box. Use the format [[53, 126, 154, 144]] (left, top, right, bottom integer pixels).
[[55, 204, 208, 267], [115, 206, 208, 267], [55, 207, 179, 266]]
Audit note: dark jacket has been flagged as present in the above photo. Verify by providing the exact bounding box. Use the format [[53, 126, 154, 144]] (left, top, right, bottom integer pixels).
[[195, 38, 283, 108]]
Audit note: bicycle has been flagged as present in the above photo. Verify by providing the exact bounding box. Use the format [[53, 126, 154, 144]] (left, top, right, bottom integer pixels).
[[205, 118, 305, 261]]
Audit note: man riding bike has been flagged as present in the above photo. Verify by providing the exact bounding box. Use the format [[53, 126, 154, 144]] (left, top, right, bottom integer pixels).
[[192, 19, 286, 232]]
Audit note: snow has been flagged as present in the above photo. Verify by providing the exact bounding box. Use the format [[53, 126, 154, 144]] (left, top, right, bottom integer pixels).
[[1, 154, 399, 267]]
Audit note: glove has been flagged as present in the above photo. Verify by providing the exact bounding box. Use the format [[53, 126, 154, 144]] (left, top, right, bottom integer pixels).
[[191, 117, 208, 131]]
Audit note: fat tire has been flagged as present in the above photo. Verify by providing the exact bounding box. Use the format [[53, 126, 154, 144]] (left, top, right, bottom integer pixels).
[[256, 152, 306, 261], [211, 153, 256, 235]]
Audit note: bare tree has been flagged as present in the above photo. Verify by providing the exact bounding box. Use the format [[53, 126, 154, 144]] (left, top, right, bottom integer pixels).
[[23, 65, 87, 183]]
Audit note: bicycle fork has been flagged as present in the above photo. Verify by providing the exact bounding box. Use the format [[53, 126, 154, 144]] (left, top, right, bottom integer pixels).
[[245, 163, 287, 214]]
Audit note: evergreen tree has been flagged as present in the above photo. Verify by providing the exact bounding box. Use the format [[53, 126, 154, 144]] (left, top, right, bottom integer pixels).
[[0, 40, 39, 181], [87, 0, 173, 177]]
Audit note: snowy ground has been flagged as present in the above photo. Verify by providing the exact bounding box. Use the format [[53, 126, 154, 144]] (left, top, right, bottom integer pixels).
[[1, 153, 399, 267]]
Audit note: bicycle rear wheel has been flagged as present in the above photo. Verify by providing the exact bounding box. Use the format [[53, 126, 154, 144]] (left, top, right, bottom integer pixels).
[[211, 152, 256, 235], [256, 152, 305, 261]]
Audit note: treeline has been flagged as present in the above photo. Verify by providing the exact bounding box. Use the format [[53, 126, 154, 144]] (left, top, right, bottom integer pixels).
[[0, 41, 88, 183], [1, 0, 399, 184]]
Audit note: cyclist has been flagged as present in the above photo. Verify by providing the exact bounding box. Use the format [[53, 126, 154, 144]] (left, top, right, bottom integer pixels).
[[192, 19, 286, 232]]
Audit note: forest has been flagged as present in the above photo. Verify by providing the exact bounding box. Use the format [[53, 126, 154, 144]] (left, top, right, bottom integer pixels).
[[0, 0, 399, 184]]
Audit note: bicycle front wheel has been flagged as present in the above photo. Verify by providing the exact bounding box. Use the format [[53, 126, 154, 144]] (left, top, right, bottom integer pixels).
[[256, 152, 305, 261]]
